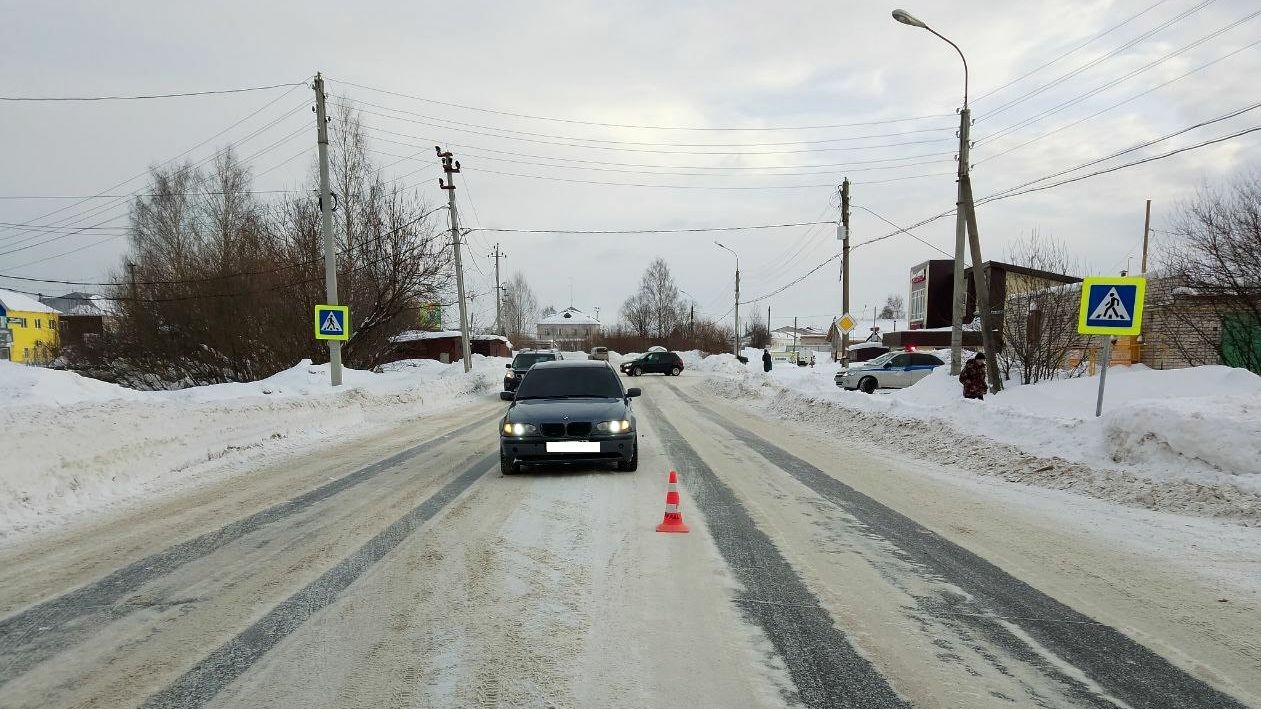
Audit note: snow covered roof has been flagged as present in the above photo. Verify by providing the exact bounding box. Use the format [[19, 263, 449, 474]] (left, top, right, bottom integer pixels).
[[389, 329, 512, 344], [0, 288, 59, 315], [537, 307, 600, 326], [40, 292, 121, 317], [847, 341, 888, 351]]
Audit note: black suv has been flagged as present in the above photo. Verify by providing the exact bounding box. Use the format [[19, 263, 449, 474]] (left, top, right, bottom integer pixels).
[[499, 360, 640, 474], [503, 350, 558, 391], [619, 351, 685, 377]]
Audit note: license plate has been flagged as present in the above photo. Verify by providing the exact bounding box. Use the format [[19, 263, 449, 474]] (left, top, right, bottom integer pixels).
[[546, 441, 600, 453]]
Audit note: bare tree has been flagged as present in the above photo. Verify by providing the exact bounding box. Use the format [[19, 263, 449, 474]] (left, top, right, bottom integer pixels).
[[96, 105, 452, 386], [501, 271, 538, 342], [540, 305, 557, 318], [747, 321, 771, 349], [621, 258, 685, 339], [1155, 175, 1261, 374], [878, 294, 905, 320], [998, 229, 1086, 384]]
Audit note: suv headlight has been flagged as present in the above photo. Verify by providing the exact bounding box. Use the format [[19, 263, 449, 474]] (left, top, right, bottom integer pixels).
[[502, 422, 538, 436], [505, 371, 517, 379], [596, 419, 633, 434]]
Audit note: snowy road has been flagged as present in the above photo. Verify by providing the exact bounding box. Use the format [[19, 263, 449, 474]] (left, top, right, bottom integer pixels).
[[1, 374, 1258, 708]]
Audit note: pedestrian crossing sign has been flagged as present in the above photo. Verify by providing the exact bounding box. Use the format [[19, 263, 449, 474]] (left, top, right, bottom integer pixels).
[[1077, 276, 1145, 335], [314, 304, 350, 341]]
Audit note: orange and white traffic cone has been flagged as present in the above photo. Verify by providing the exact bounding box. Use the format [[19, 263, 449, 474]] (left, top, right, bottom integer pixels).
[[655, 470, 690, 533]]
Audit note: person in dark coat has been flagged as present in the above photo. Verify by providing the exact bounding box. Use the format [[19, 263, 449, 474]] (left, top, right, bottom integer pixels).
[[762, 348, 773, 372], [959, 352, 987, 400]]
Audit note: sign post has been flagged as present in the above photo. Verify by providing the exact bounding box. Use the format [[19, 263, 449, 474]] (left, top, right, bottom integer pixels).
[[1077, 276, 1146, 417]]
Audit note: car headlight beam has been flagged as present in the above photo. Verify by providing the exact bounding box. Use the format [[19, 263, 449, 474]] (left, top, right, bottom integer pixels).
[[596, 419, 633, 434], [502, 422, 537, 436]]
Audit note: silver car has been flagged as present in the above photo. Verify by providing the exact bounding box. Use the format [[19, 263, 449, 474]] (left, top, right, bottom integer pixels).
[[835, 351, 946, 393]]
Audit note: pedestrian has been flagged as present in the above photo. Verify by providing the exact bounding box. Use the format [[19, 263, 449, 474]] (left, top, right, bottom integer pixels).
[[959, 352, 987, 400], [810, 353, 816, 368], [762, 348, 773, 372]]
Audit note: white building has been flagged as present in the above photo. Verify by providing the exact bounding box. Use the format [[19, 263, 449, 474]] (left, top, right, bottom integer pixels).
[[536, 307, 601, 346]]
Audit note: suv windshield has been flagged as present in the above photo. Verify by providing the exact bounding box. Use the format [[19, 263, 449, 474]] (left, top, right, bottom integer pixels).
[[512, 352, 556, 368], [515, 366, 624, 399]]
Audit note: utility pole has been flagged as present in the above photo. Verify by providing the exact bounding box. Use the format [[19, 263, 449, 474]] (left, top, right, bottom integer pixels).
[[1140, 199, 1152, 274], [314, 73, 342, 386], [840, 178, 851, 366], [793, 316, 799, 359], [437, 146, 472, 372], [949, 110, 969, 377], [767, 304, 771, 332], [490, 243, 506, 334], [960, 176, 1003, 393]]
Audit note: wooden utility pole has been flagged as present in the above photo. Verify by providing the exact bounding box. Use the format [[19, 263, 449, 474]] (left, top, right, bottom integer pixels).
[[1140, 199, 1152, 274], [490, 243, 506, 334], [839, 178, 851, 365]]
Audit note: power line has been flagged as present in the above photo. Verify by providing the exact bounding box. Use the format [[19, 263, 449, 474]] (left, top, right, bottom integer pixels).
[[977, 38, 1261, 164], [339, 103, 954, 156], [341, 97, 956, 147], [973, 0, 1173, 103], [328, 76, 953, 131], [852, 204, 952, 257], [976, 7, 1261, 145], [457, 165, 946, 191], [979, 0, 1219, 119], [473, 221, 835, 235], [0, 81, 306, 102]]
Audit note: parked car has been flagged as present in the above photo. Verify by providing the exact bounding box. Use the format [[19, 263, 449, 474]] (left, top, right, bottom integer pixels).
[[498, 360, 640, 474], [619, 351, 685, 376], [588, 346, 609, 361], [835, 351, 945, 393], [503, 350, 559, 391]]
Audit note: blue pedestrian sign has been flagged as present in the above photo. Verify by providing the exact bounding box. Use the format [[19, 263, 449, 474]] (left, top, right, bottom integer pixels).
[[314, 304, 350, 341], [1077, 277, 1145, 336]]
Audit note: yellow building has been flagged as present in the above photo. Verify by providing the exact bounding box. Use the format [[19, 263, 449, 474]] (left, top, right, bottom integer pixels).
[[0, 289, 60, 364]]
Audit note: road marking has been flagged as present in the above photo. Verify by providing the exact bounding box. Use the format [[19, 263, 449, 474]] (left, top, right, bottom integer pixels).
[[140, 453, 496, 709], [637, 395, 909, 709], [663, 381, 1248, 709], [0, 410, 498, 687]]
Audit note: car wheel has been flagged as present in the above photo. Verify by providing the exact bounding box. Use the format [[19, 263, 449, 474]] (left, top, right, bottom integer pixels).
[[670, 366, 681, 376], [858, 376, 878, 394], [617, 442, 638, 472], [500, 452, 519, 475], [630, 366, 642, 377]]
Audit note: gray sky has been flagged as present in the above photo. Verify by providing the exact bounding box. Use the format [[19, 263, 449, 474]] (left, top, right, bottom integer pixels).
[[3, 0, 1259, 334]]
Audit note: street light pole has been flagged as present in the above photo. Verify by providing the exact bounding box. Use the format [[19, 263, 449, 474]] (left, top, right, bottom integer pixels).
[[715, 241, 740, 356], [892, 6, 988, 380]]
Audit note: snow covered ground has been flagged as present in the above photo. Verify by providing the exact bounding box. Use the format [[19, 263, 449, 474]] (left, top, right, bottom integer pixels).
[[0, 357, 507, 543], [685, 351, 1261, 523]]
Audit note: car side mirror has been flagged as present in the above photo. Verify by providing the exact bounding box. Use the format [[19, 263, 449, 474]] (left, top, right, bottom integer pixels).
[[499, 391, 515, 401], [626, 388, 641, 398], [505, 362, 512, 368]]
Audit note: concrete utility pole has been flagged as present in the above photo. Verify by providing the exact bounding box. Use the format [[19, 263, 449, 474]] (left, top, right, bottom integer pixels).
[[793, 316, 799, 358], [1140, 199, 1152, 274], [716, 241, 740, 356], [490, 243, 506, 334], [840, 178, 851, 365], [767, 305, 771, 332], [960, 177, 1002, 393], [314, 73, 342, 386], [437, 146, 472, 373], [951, 107, 970, 377]]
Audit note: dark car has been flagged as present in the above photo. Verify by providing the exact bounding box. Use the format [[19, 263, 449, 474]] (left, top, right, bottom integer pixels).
[[503, 350, 559, 391], [498, 360, 640, 475], [619, 351, 684, 377]]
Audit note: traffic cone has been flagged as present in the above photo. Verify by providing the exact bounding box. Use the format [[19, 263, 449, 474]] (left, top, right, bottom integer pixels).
[[655, 470, 690, 533]]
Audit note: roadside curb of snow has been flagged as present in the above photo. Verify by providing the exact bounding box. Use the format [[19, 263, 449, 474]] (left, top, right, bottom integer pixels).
[[699, 373, 1261, 525]]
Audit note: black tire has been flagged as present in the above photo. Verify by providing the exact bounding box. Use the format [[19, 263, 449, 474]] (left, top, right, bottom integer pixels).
[[670, 366, 681, 376], [500, 452, 519, 475], [617, 442, 639, 472], [630, 366, 642, 377], [858, 376, 878, 394]]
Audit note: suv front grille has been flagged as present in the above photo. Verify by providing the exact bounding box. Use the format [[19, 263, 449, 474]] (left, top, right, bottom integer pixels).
[[566, 422, 592, 437]]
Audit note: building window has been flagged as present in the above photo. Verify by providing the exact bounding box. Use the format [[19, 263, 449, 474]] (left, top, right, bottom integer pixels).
[[909, 288, 927, 323], [35, 319, 42, 329], [6, 317, 25, 328]]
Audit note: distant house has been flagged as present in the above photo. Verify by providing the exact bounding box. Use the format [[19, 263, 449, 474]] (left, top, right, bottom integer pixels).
[[771, 325, 829, 353], [40, 292, 120, 353], [0, 288, 60, 364], [536, 307, 601, 346], [385, 330, 513, 364]]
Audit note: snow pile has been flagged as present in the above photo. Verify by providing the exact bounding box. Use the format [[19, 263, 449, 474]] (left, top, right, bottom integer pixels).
[[0, 357, 508, 542], [697, 362, 1261, 521]]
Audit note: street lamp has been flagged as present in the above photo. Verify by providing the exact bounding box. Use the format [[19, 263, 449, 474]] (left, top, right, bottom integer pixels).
[[892, 8, 971, 377], [714, 241, 740, 356]]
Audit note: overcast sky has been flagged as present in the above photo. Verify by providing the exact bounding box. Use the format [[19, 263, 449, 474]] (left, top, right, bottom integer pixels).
[[3, 0, 1259, 334]]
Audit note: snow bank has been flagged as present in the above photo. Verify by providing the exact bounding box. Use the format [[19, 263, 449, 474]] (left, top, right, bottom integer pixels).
[[693, 356, 1261, 521], [0, 357, 507, 542]]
